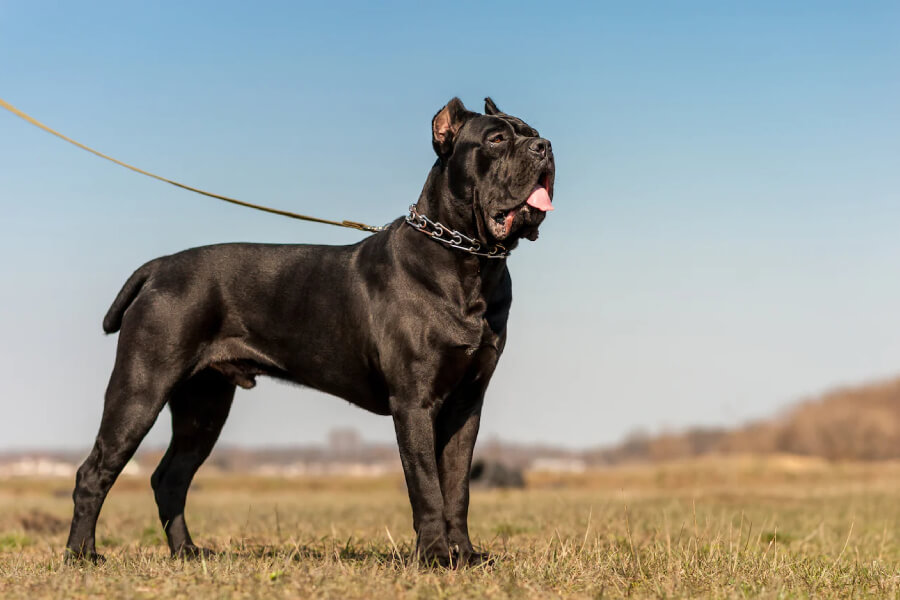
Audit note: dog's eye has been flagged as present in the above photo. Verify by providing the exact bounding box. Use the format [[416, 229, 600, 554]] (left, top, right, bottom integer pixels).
[[488, 133, 506, 144]]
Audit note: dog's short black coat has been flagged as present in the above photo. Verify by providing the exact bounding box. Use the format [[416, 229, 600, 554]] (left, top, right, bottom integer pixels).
[[65, 97, 554, 566]]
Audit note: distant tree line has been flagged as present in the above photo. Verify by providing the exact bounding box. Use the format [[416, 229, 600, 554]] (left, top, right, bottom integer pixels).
[[587, 377, 900, 463]]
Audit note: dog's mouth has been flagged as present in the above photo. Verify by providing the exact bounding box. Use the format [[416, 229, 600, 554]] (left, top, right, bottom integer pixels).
[[488, 172, 554, 240]]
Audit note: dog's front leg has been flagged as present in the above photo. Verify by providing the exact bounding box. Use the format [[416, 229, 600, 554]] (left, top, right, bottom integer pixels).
[[390, 399, 450, 566], [436, 395, 484, 565]]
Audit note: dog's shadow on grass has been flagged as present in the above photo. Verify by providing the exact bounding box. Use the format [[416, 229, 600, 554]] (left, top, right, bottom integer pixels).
[[241, 543, 408, 567], [234, 543, 497, 570]]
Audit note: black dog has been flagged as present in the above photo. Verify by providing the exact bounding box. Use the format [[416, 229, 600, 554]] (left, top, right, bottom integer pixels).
[[65, 97, 555, 566]]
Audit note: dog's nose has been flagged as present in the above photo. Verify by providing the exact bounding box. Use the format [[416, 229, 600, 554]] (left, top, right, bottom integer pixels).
[[529, 138, 551, 158]]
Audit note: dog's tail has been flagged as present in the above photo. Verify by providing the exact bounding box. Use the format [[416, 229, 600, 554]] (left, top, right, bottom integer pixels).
[[102, 263, 153, 334]]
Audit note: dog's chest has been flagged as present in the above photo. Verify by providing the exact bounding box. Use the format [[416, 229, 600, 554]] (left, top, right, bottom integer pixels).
[[468, 317, 504, 373], [456, 272, 508, 383], [431, 319, 500, 404]]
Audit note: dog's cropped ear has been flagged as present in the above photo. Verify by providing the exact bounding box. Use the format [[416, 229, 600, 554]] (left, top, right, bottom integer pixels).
[[432, 97, 473, 158], [484, 97, 504, 116]]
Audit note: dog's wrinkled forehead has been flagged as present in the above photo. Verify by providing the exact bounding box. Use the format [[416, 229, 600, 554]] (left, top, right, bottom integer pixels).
[[484, 97, 539, 137], [500, 116, 539, 138], [464, 115, 539, 141], [465, 98, 539, 139]]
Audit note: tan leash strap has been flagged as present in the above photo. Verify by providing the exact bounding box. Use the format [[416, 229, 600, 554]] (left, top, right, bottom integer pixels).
[[0, 97, 383, 233]]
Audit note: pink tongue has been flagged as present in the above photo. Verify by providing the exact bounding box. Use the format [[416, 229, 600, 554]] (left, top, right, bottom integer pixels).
[[526, 185, 554, 212]]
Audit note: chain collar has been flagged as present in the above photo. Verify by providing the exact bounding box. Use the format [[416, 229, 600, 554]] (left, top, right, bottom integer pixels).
[[404, 205, 508, 259]]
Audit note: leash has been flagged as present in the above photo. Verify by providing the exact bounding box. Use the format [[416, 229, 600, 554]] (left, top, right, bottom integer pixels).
[[0, 96, 384, 233]]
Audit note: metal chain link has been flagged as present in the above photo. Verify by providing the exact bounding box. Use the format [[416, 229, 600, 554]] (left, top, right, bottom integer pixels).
[[404, 205, 508, 259]]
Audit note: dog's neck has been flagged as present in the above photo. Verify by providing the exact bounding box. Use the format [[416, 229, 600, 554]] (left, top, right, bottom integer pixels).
[[414, 162, 484, 244], [406, 163, 508, 291]]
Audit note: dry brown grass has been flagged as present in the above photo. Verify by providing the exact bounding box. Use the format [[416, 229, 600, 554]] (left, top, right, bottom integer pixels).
[[4, 456, 900, 598]]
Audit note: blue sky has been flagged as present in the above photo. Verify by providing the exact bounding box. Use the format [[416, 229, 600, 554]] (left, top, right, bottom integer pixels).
[[1, 1, 899, 450]]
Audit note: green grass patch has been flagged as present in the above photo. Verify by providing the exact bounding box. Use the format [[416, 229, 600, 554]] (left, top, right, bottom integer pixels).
[[0, 532, 33, 551]]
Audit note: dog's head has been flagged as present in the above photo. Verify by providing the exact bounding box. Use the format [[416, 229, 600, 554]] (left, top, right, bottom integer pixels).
[[431, 97, 555, 244]]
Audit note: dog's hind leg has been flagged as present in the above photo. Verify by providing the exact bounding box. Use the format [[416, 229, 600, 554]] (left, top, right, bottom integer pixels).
[[150, 369, 234, 558], [65, 349, 175, 563]]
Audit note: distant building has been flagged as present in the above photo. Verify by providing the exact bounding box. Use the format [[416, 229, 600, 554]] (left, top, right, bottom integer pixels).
[[0, 456, 140, 478], [0, 457, 75, 478]]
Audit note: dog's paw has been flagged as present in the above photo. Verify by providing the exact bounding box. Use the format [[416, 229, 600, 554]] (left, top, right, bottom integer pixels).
[[450, 543, 493, 568], [172, 544, 218, 560], [417, 550, 453, 569], [415, 538, 453, 569], [64, 548, 106, 565]]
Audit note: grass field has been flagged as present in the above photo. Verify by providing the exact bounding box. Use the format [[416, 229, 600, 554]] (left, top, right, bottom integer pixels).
[[3, 456, 900, 598]]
